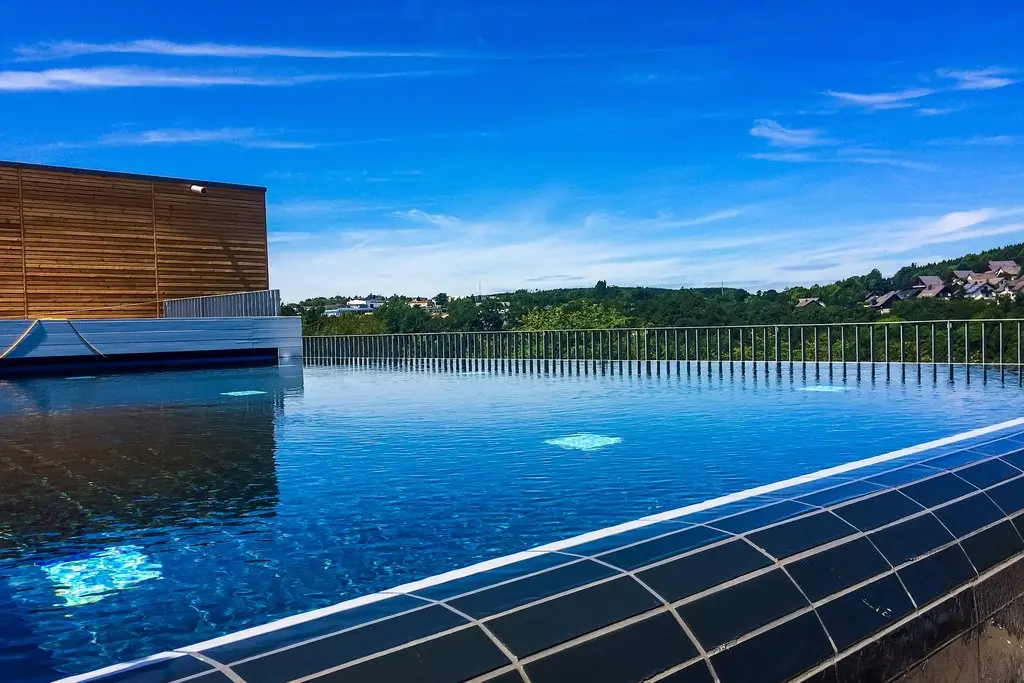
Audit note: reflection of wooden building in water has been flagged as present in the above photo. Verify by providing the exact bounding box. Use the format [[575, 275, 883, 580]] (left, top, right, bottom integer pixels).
[[0, 394, 280, 547]]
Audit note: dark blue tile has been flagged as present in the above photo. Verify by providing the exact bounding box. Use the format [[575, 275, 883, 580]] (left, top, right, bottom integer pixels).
[[986, 476, 1024, 516], [638, 539, 772, 603], [932, 493, 1005, 538], [676, 569, 808, 649], [920, 449, 990, 471], [679, 496, 788, 526], [817, 574, 915, 650], [449, 559, 617, 619], [710, 501, 815, 535], [867, 464, 940, 488], [710, 612, 834, 683], [899, 473, 976, 508], [563, 522, 692, 557], [868, 513, 956, 566], [955, 459, 1020, 489], [833, 591, 975, 681], [232, 604, 467, 683], [765, 476, 855, 501], [314, 625, 510, 683], [1001, 449, 1024, 472], [897, 545, 976, 606], [202, 594, 426, 664], [832, 490, 923, 532], [597, 526, 727, 570], [787, 538, 891, 602], [748, 512, 857, 560], [966, 438, 1024, 457], [485, 576, 661, 657], [960, 520, 1024, 573], [477, 672, 524, 683], [658, 661, 715, 683], [524, 612, 697, 683], [796, 480, 887, 507], [85, 655, 212, 683], [414, 553, 575, 601]]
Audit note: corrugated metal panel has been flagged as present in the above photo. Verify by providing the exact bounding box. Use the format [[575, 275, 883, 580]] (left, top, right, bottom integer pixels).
[[163, 290, 280, 318]]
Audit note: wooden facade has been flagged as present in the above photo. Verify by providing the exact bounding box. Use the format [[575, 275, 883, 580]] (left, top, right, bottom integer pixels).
[[0, 161, 269, 319]]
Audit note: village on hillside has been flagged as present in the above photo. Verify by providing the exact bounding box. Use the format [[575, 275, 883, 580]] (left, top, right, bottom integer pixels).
[[796, 260, 1024, 313]]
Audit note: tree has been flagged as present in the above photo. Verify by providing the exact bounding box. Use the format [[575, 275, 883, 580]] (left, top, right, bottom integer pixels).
[[435, 292, 450, 308], [373, 296, 432, 333], [517, 300, 629, 330]]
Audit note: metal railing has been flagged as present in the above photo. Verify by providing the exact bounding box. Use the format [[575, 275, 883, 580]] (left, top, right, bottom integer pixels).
[[303, 320, 1024, 383], [163, 290, 280, 318]]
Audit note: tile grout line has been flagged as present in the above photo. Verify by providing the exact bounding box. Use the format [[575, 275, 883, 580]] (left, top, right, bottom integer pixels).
[[407, 594, 535, 683], [564, 550, 725, 683], [186, 652, 247, 683], [733, 534, 841, 655]]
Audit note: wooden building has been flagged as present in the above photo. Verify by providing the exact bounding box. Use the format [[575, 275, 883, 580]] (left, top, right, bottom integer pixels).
[[0, 161, 269, 319]]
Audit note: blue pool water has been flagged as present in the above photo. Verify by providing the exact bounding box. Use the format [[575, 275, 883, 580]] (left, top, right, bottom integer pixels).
[[3, 361, 1024, 680]]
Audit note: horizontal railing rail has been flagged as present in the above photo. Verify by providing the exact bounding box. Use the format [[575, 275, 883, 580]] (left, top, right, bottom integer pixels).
[[302, 319, 1024, 383], [163, 290, 280, 318]]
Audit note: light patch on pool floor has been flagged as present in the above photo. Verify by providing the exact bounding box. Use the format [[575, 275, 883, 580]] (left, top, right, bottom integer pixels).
[[799, 386, 849, 392], [221, 390, 267, 397], [545, 433, 623, 451], [41, 546, 162, 607]]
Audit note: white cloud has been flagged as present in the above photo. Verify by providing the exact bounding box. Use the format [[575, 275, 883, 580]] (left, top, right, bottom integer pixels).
[[750, 152, 816, 163], [929, 135, 1022, 147], [393, 209, 463, 228], [268, 202, 1024, 299], [14, 39, 439, 61], [0, 66, 448, 92], [937, 68, 1018, 91], [93, 127, 323, 149], [917, 106, 966, 117], [825, 88, 933, 109], [751, 147, 933, 171], [749, 119, 828, 147]]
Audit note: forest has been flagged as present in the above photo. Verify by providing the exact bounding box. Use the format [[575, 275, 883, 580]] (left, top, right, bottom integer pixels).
[[286, 241, 1024, 336]]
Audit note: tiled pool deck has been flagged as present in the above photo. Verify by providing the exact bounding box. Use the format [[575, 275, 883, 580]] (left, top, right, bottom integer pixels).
[[63, 417, 1024, 683]]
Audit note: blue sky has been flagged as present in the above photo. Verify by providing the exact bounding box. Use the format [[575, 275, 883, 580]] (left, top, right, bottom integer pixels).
[[2, 1, 1023, 300]]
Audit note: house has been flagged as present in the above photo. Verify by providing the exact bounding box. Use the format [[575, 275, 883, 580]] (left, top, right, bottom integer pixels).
[[795, 297, 825, 308], [997, 279, 1024, 298], [911, 275, 949, 299], [870, 290, 909, 314], [965, 282, 995, 299], [968, 272, 1004, 286], [325, 296, 385, 315], [915, 275, 943, 289], [988, 261, 1021, 277], [951, 270, 975, 285], [408, 297, 434, 309]]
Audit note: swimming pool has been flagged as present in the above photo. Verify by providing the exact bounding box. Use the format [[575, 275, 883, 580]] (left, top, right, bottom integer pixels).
[[4, 363, 1024, 680]]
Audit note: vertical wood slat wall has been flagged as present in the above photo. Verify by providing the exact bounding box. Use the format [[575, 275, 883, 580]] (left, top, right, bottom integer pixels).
[[0, 163, 269, 319]]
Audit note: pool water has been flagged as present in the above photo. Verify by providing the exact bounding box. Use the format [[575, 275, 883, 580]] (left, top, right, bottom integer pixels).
[[3, 362, 1024, 680]]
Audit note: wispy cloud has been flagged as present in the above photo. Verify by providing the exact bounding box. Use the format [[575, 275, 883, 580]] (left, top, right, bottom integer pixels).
[[0, 66, 453, 92], [928, 135, 1022, 147], [268, 198, 1024, 298], [393, 209, 462, 228], [14, 39, 440, 61], [91, 127, 323, 149], [749, 152, 816, 163], [750, 148, 933, 170], [749, 119, 830, 147], [824, 88, 933, 110], [937, 68, 1018, 91], [917, 106, 966, 117]]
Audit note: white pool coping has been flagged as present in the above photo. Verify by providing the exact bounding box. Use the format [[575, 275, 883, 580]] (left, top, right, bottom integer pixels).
[[56, 415, 1024, 683]]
